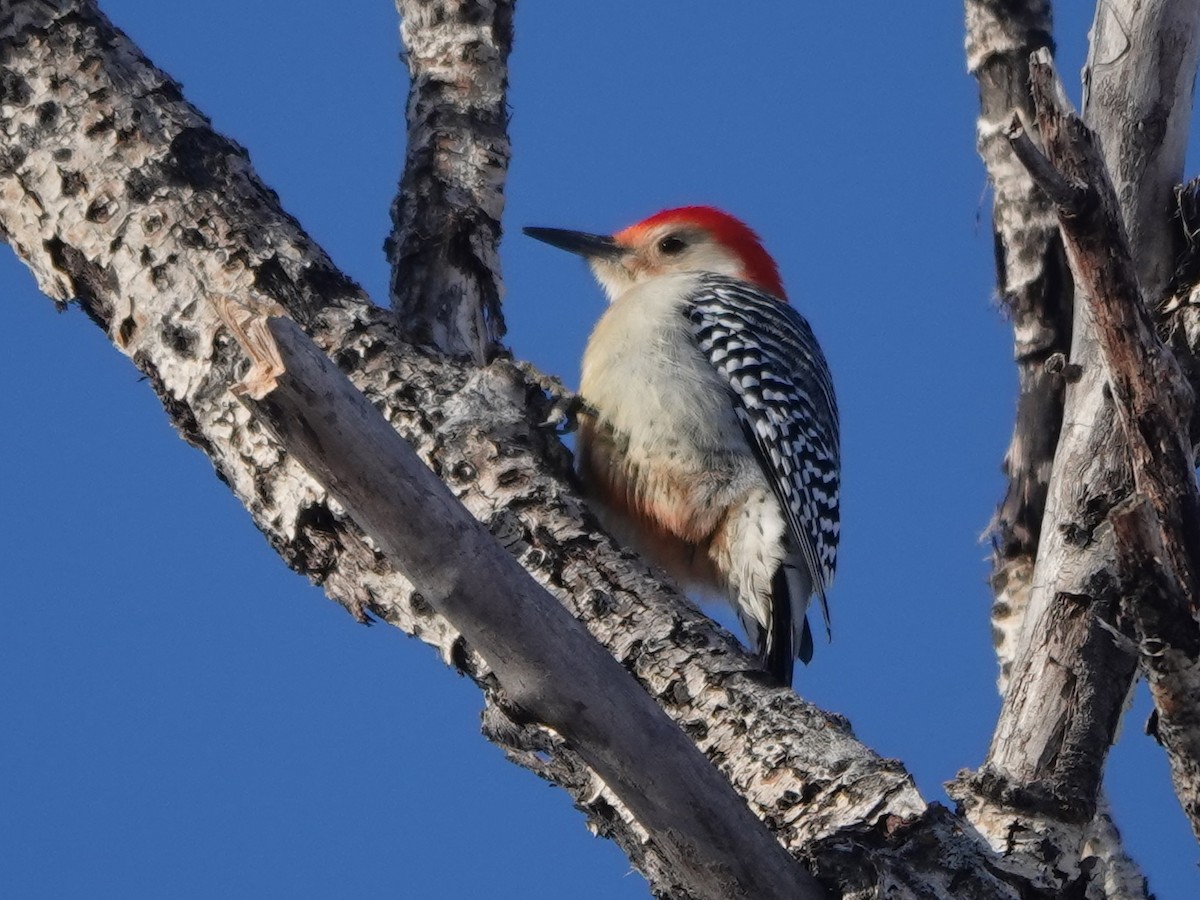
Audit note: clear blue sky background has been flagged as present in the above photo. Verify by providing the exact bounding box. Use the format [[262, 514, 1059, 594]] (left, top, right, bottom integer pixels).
[[1, 2, 1195, 897]]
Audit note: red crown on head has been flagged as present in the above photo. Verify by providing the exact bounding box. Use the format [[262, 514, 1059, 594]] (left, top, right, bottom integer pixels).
[[615, 206, 785, 299]]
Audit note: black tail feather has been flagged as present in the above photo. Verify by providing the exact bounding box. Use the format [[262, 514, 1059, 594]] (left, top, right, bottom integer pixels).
[[797, 615, 814, 665], [764, 566, 796, 685]]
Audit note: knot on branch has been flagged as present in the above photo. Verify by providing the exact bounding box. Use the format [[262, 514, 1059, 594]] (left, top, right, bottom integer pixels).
[[1045, 351, 1083, 382], [946, 766, 1093, 825]]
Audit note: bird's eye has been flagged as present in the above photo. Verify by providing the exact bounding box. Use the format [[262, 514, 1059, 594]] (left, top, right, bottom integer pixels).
[[657, 235, 687, 255]]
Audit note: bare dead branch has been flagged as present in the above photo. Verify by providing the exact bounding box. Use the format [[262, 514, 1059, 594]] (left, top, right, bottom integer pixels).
[[14, 0, 1200, 893], [964, 0, 1072, 693], [1083, 0, 1200, 304], [966, 5, 1146, 887], [1005, 117, 1089, 213], [952, 10, 1200, 877], [1025, 48, 1200, 603], [947, 589, 1139, 871], [1161, 179, 1200, 454], [956, 41, 1200, 867], [387, 0, 511, 363], [1111, 498, 1200, 841]]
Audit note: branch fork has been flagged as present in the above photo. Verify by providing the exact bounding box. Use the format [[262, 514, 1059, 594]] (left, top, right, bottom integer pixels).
[[992, 45, 1200, 845]]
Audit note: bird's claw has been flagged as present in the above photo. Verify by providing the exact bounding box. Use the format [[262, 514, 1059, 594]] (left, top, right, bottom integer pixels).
[[508, 360, 591, 434], [541, 392, 590, 434]]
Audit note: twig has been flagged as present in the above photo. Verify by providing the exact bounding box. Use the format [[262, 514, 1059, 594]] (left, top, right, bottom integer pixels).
[[1005, 115, 1090, 213]]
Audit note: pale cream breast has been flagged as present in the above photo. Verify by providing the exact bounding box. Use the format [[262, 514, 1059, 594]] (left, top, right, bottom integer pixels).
[[578, 272, 766, 582], [581, 272, 746, 465]]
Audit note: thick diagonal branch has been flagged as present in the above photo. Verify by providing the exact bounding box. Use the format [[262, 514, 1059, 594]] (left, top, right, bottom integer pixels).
[[235, 315, 823, 900]]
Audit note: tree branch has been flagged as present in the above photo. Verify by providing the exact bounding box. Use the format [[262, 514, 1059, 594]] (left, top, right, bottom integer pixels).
[[1161, 179, 1200, 454], [1005, 118, 1088, 212], [387, 0, 511, 363], [228, 311, 824, 899], [951, 2, 1200, 878], [1082, 0, 1200, 304], [0, 0, 981, 895], [966, 6, 1149, 888], [1111, 498, 1200, 841], [1033, 34, 1200, 843], [1021, 50, 1200, 596], [964, 0, 1073, 693]]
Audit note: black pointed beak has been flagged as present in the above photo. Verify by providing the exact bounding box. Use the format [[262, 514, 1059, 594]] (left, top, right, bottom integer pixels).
[[523, 226, 627, 261]]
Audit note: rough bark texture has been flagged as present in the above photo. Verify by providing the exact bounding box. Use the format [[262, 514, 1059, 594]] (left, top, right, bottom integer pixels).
[[950, 1, 1200, 887], [0, 2, 1083, 897], [237, 315, 824, 900], [1070, 0, 1200, 851], [1084, 0, 1200, 304], [965, 6, 1148, 890], [1019, 52, 1200, 609], [965, 0, 1072, 695], [387, 0, 511, 364], [1026, 76, 1200, 829], [9, 0, 1200, 896], [1112, 500, 1200, 841], [1163, 177, 1200, 434], [948, 576, 1139, 878], [1081, 799, 1152, 900]]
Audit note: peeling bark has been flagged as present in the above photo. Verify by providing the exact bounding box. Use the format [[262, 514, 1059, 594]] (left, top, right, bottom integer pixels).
[[1082, 798, 1152, 900], [965, 4, 1149, 889], [1162, 178, 1200, 452], [1014, 55, 1200, 607], [1112, 499, 1200, 841], [965, 0, 1072, 694]]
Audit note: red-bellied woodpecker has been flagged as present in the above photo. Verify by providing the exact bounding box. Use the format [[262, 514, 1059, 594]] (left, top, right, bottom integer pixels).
[[525, 206, 839, 685]]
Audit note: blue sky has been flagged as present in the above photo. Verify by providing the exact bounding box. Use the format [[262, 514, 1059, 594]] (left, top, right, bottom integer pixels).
[[1, 2, 1196, 897]]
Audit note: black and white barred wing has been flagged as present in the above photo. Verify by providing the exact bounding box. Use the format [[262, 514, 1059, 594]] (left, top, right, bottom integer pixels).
[[685, 274, 840, 630]]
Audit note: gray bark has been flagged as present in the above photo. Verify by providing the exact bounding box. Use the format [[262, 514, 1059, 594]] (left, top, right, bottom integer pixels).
[[387, 0, 511, 364], [1112, 499, 1200, 841], [1017, 48, 1200, 844], [1083, 0, 1200, 304], [963, 4, 1149, 890], [1082, 799, 1152, 900]]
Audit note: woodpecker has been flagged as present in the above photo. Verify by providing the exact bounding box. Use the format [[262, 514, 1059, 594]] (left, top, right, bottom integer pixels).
[[525, 206, 839, 685]]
